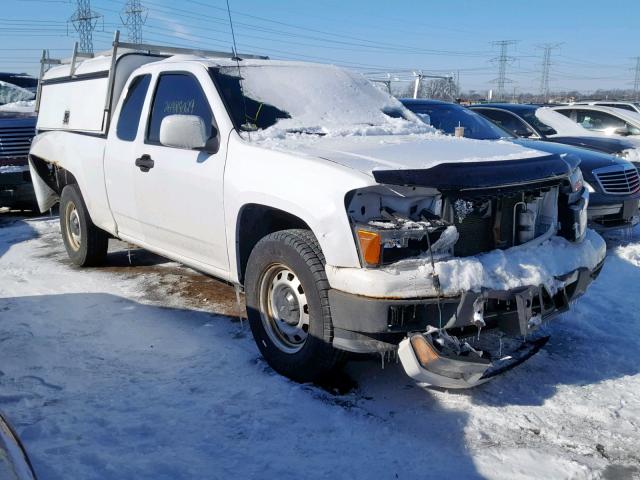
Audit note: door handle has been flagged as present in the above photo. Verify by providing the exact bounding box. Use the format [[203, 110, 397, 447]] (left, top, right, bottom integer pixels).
[[135, 154, 154, 172]]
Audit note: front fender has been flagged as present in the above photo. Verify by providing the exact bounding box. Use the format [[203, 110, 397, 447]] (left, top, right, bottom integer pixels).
[[224, 135, 374, 283]]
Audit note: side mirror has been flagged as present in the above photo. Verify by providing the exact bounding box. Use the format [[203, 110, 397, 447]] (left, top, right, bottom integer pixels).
[[160, 115, 214, 150]]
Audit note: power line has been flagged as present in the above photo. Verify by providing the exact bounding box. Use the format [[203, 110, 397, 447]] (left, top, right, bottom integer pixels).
[[537, 43, 562, 102], [120, 0, 147, 44], [70, 0, 102, 54], [490, 40, 517, 100]]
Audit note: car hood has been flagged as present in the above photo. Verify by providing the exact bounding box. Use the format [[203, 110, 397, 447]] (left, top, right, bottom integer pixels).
[[258, 134, 576, 189], [264, 134, 547, 173], [513, 138, 631, 183], [544, 135, 634, 154]]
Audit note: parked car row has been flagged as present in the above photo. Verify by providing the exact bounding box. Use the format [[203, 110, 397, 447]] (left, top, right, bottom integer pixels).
[[0, 76, 38, 210], [402, 100, 640, 231]]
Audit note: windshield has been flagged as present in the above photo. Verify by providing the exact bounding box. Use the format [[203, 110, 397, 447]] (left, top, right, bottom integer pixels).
[[0, 80, 34, 106], [402, 102, 512, 140], [518, 109, 557, 136], [209, 63, 428, 137]]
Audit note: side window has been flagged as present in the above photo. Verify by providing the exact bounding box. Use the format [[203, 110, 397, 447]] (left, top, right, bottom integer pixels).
[[116, 74, 151, 141], [147, 73, 214, 145], [477, 109, 534, 137], [600, 103, 635, 112], [574, 110, 626, 131], [555, 109, 573, 119]]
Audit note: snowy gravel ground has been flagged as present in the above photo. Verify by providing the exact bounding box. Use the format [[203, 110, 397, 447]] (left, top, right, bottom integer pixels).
[[0, 213, 639, 480]]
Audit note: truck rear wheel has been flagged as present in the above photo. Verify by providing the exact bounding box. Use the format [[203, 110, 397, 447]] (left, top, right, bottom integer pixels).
[[60, 184, 109, 267], [245, 229, 343, 383]]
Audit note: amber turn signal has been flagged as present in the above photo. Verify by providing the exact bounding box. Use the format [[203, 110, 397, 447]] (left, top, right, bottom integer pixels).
[[410, 335, 440, 367], [356, 229, 381, 266]]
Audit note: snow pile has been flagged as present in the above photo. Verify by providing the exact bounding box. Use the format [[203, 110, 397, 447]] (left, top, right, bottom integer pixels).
[[0, 81, 34, 106], [220, 63, 433, 138], [535, 107, 593, 137], [615, 242, 640, 267], [326, 229, 606, 298], [0, 100, 35, 113], [0, 165, 29, 174]]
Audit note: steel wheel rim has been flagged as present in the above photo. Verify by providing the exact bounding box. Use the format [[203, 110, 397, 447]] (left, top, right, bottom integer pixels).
[[258, 263, 310, 354], [65, 200, 82, 251]]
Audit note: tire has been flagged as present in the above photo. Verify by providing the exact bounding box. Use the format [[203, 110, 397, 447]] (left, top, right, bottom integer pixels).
[[245, 229, 343, 383], [60, 184, 109, 267]]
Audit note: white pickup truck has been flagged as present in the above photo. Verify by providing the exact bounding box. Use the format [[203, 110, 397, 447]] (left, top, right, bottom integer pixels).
[[29, 37, 606, 388]]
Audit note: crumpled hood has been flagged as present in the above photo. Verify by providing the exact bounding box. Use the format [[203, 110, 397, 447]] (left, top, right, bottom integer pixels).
[[255, 133, 547, 176]]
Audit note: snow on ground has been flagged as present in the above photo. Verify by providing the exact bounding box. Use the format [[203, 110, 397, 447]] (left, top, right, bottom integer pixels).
[[0, 213, 639, 480]]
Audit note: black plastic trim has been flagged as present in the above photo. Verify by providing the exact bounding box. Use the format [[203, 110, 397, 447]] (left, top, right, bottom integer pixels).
[[372, 154, 577, 191]]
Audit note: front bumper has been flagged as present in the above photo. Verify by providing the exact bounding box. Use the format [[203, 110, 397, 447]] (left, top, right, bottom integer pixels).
[[329, 262, 604, 354], [587, 192, 640, 231], [0, 161, 36, 209]]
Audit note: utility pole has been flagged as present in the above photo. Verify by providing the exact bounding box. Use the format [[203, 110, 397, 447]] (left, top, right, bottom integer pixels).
[[490, 40, 517, 101], [633, 57, 640, 102], [413, 71, 423, 99], [70, 0, 102, 54], [537, 43, 562, 103], [121, 0, 147, 44]]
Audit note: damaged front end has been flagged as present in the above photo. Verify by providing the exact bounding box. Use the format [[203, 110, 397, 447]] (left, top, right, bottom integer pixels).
[[332, 154, 604, 388], [398, 329, 550, 389]]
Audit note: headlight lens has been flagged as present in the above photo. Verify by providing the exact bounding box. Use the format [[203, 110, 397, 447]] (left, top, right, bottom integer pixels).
[[583, 180, 596, 193], [568, 167, 584, 192]]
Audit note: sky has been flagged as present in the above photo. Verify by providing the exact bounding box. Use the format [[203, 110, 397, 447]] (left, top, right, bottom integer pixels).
[[1, 0, 639, 94]]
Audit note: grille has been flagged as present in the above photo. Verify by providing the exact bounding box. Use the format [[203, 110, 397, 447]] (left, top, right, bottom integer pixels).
[[0, 125, 36, 159], [594, 165, 640, 195]]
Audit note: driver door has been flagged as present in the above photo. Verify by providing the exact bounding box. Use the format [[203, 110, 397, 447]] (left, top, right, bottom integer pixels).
[[132, 70, 229, 273]]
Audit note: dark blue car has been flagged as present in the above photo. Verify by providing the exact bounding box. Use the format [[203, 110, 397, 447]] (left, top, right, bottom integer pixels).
[[401, 99, 640, 231]]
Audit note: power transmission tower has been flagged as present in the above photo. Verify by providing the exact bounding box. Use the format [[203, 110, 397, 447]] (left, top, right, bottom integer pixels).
[[633, 57, 640, 101], [490, 40, 517, 101], [537, 43, 562, 103], [121, 0, 147, 44], [70, 0, 102, 54]]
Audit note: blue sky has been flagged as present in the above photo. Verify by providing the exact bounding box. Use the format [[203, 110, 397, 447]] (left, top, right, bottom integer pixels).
[[1, 0, 638, 93]]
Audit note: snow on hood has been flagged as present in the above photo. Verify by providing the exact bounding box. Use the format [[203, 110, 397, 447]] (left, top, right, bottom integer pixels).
[[535, 107, 593, 137], [326, 229, 606, 298], [0, 81, 34, 106], [252, 132, 548, 175]]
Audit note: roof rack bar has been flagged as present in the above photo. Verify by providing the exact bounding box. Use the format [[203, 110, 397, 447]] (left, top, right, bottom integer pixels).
[[102, 30, 121, 133], [35, 49, 60, 113], [115, 39, 268, 60]]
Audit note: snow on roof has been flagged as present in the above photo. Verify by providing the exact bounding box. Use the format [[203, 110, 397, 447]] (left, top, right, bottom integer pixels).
[[535, 107, 593, 137]]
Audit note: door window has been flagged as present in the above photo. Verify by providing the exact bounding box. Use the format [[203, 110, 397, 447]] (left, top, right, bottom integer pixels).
[[116, 74, 151, 141], [147, 73, 214, 145], [574, 109, 626, 131]]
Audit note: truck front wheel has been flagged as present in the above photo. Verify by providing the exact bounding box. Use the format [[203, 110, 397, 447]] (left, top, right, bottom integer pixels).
[[245, 229, 343, 383], [60, 184, 109, 267]]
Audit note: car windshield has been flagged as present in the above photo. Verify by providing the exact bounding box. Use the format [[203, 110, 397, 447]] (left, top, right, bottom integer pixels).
[[209, 63, 428, 137], [0, 80, 35, 106], [518, 109, 557, 136], [402, 102, 512, 140]]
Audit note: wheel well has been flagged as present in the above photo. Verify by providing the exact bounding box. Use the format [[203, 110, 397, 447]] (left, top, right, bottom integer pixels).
[[236, 204, 310, 285], [29, 155, 77, 194]]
